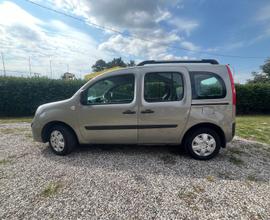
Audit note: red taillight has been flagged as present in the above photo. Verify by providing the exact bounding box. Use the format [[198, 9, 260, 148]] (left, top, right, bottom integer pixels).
[[226, 65, 236, 105]]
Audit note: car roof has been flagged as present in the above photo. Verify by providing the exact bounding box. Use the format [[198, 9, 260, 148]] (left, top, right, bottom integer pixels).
[[117, 59, 223, 71], [89, 60, 225, 80], [137, 59, 219, 66]]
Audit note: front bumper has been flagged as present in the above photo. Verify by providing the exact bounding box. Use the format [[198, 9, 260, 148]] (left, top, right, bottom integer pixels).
[[31, 120, 43, 142]]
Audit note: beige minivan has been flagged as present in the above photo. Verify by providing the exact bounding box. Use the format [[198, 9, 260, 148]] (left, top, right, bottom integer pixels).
[[31, 59, 236, 160]]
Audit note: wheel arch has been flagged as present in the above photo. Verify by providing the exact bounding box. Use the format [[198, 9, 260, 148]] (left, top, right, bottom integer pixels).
[[181, 122, 226, 148], [41, 121, 79, 143]]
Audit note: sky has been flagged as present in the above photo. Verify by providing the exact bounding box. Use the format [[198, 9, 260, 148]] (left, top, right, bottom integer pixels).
[[0, 0, 269, 82]]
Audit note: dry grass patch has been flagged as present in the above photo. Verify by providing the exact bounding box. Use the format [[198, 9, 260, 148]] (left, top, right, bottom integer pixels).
[[41, 182, 62, 197], [229, 154, 245, 166], [0, 117, 32, 124], [192, 185, 205, 193], [206, 175, 215, 182], [228, 147, 245, 155], [0, 159, 11, 165], [0, 127, 28, 134]]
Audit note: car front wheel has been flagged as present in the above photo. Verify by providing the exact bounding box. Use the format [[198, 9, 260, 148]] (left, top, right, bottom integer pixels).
[[49, 125, 76, 155]]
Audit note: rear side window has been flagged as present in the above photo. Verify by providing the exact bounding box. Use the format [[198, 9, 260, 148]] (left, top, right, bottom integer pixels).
[[144, 72, 184, 102], [190, 72, 226, 99]]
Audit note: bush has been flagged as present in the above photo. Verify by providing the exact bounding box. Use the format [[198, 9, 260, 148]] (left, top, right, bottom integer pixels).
[[0, 76, 269, 116], [235, 83, 270, 114], [0, 76, 85, 116]]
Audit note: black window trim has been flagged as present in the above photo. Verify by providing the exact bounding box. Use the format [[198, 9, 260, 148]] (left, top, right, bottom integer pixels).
[[143, 71, 184, 103], [83, 73, 136, 106], [189, 71, 227, 100]]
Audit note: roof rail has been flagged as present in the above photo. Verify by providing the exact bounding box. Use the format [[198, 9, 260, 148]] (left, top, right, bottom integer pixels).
[[137, 59, 219, 66]]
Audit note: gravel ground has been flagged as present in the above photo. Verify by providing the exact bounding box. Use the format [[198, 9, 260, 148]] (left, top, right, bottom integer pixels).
[[0, 123, 269, 220]]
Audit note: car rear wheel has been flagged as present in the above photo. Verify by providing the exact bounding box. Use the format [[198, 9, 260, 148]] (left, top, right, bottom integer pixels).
[[49, 125, 76, 155], [185, 127, 221, 160]]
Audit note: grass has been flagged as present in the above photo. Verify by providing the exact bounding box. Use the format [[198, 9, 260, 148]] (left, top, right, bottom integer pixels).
[[0, 127, 28, 134], [247, 175, 258, 182], [178, 186, 206, 210], [206, 175, 215, 182], [159, 155, 176, 165], [178, 190, 197, 205], [41, 182, 62, 197], [218, 172, 233, 180], [228, 147, 244, 155], [0, 117, 32, 124], [0, 159, 11, 165], [236, 115, 270, 145], [192, 185, 205, 193]]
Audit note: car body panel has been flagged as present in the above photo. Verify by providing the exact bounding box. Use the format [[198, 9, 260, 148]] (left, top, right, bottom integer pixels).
[[137, 66, 191, 143], [31, 98, 84, 142], [32, 63, 235, 146], [76, 69, 139, 144]]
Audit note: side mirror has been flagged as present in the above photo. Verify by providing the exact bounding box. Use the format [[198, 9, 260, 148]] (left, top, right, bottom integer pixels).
[[80, 90, 87, 105]]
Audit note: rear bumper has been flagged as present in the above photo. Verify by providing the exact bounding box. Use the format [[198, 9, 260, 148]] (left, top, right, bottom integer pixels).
[[225, 122, 235, 144], [232, 122, 236, 139]]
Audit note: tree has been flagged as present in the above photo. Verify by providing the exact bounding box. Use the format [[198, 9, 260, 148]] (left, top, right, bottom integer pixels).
[[127, 60, 136, 67], [248, 71, 269, 84], [248, 58, 270, 84], [91, 58, 136, 72], [261, 58, 270, 76], [107, 57, 126, 69], [91, 59, 107, 72]]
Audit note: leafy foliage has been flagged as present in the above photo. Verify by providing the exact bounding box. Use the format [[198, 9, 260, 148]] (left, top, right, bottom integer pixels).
[[248, 71, 270, 84], [235, 83, 270, 114], [107, 57, 127, 69], [0, 76, 85, 116], [261, 58, 270, 75], [91, 59, 107, 72], [248, 59, 270, 83], [0, 76, 269, 116], [91, 57, 135, 72]]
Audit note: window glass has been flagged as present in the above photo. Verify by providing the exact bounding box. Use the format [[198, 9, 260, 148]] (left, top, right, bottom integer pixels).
[[144, 72, 184, 102], [86, 74, 134, 105], [190, 72, 226, 99]]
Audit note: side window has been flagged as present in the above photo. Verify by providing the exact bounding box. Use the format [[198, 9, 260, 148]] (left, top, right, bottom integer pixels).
[[190, 72, 226, 99], [85, 74, 135, 105], [144, 72, 184, 102]]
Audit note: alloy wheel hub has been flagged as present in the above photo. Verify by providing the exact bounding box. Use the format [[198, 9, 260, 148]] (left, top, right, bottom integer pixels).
[[50, 130, 65, 152], [191, 133, 216, 157]]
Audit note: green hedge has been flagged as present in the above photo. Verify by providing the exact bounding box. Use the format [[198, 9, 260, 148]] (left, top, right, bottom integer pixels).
[[235, 83, 270, 114], [0, 77, 269, 116], [0, 76, 85, 116]]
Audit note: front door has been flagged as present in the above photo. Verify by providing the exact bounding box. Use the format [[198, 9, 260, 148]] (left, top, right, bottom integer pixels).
[[77, 72, 138, 144], [138, 66, 191, 144]]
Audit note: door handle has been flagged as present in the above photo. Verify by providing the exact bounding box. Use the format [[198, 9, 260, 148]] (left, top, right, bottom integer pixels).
[[123, 110, 136, 114], [141, 109, 154, 114]]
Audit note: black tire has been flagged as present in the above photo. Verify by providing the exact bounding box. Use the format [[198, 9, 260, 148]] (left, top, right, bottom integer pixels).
[[48, 125, 77, 155], [185, 127, 221, 160]]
